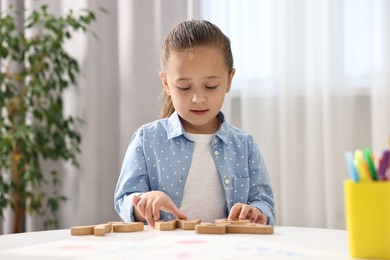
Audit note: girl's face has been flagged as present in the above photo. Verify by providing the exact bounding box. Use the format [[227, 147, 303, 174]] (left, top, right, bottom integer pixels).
[[160, 46, 235, 134]]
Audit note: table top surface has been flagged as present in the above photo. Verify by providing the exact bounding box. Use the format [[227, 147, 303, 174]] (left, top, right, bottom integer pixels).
[[0, 226, 350, 259]]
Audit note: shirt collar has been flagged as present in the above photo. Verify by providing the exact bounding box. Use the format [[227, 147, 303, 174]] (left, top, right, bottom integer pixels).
[[167, 112, 185, 140], [166, 111, 230, 144], [215, 112, 230, 144]]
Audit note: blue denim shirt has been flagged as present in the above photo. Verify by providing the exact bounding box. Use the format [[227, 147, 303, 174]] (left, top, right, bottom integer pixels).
[[114, 112, 275, 225]]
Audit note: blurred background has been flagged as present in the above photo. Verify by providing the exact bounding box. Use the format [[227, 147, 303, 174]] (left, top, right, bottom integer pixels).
[[1, 0, 389, 233]]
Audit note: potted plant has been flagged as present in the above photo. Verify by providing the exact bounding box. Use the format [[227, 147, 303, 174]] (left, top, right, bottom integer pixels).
[[0, 4, 97, 233]]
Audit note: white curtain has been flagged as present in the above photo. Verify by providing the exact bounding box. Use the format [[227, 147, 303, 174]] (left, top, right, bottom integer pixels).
[[202, 0, 390, 229], [1, 0, 389, 233]]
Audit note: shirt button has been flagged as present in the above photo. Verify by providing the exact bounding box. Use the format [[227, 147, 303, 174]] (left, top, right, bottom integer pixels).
[[214, 151, 219, 156], [224, 178, 230, 185]]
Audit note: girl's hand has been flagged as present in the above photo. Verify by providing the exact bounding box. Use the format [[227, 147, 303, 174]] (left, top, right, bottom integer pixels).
[[132, 191, 187, 227], [228, 203, 267, 225]]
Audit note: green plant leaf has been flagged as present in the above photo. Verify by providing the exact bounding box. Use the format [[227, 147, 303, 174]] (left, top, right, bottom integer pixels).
[[0, 3, 100, 231]]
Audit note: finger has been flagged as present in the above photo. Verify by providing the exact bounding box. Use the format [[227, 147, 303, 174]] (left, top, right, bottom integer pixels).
[[166, 205, 187, 220], [249, 209, 259, 223], [252, 210, 267, 224], [257, 213, 267, 225], [174, 210, 187, 220], [163, 200, 187, 220], [228, 204, 242, 220], [144, 200, 155, 227], [132, 195, 141, 206], [136, 197, 147, 218], [168, 203, 187, 220], [152, 198, 161, 221], [239, 205, 250, 220]]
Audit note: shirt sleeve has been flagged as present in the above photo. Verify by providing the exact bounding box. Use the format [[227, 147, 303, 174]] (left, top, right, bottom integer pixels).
[[247, 135, 276, 225], [114, 127, 151, 222]]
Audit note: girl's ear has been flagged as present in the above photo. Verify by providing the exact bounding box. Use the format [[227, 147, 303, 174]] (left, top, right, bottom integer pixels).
[[159, 72, 170, 95], [226, 68, 236, 93]]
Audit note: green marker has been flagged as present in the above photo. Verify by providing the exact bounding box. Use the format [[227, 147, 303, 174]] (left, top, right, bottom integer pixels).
[[364, 148, 377, 180]]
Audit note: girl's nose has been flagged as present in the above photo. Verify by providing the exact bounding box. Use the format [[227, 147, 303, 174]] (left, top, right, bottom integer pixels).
[[192, 92, 206, 104]]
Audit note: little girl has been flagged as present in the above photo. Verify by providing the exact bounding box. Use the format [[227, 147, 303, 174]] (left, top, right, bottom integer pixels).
[[114, 20, 275, 227]]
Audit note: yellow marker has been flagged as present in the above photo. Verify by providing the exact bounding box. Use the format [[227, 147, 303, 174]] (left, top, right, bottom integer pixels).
[[354, 150, 371, 181], [363, 161, 372, 181]]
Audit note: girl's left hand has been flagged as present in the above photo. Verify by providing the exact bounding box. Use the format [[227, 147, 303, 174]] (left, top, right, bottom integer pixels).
[[228, 203, 267, 225]]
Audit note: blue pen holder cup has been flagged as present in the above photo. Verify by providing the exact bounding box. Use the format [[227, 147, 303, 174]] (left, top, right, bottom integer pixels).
[[344, 180, 390, 259]]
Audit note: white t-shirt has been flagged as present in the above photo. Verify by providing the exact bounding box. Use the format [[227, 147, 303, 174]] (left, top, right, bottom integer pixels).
[[179, 133, 227, 222]]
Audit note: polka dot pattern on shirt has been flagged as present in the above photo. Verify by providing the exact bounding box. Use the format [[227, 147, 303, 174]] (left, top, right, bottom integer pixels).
[[114, 112, 275, 225]]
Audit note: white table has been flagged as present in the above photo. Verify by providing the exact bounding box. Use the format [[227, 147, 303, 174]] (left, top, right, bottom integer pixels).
[[0, 226, 350, 259]]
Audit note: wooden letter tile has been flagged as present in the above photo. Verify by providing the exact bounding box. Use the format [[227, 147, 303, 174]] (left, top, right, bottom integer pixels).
[[154, 220, 177, 231], [106, 222, 125, 232], [226, 223, 274, 234], [94, 224, 111, 236], [195, 224, 227, 234], [177, 219, 201, 230], [215, 218, 250, 225], [70, 225, 95, 236], [112, 222, 144, 233]]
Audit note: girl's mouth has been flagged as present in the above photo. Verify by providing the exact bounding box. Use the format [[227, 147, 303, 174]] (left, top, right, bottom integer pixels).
[[191, 109, 208, 115]]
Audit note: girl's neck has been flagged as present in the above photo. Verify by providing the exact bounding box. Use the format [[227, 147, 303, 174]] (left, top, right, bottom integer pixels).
[[181, 116, 221, 134]]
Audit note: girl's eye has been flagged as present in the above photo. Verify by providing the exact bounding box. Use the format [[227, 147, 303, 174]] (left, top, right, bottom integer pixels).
[[206, 85, 218, 89], [177, 86, 190, 91]]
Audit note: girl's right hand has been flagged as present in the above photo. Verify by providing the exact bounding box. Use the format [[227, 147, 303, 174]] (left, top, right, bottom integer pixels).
[[132, 191, 187, 227]]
